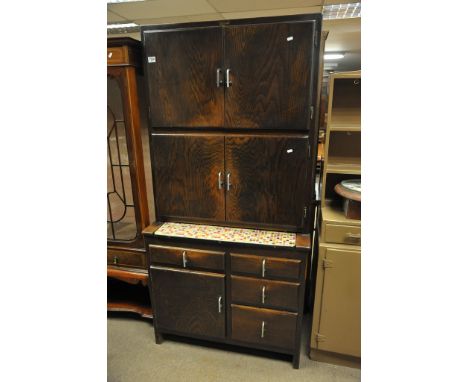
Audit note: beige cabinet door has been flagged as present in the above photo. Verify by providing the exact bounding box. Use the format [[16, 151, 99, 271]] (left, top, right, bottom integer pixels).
[[317, 247, 361, 357]]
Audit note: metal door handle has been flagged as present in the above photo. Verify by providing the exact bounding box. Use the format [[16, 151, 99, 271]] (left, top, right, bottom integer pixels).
[[182, 251, 188, 268], [218, 172, 224, 190], [218, 296, 223, 313], [216, 68, 223, 87], [262, 286, 266, 304], [113, 256, 119, 265], [261, 321, 265, 338], [226, 68, 232, 87], [226, 173, 231, 191], [262, 259, 266, 278]]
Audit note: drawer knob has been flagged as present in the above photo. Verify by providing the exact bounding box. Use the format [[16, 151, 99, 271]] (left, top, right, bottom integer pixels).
[[261, 259, 266, 278], [182, 251, 188, 268], [113, 256, 119, 265], [261, 286, 266, 304], [261, 321, 265, 338]]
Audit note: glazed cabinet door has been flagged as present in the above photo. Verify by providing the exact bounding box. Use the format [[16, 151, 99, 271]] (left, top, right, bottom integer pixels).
[[152, 134, 225, 221], [150, 266, 226, 339], [225, 136, 309, 230], [224, 21, 315, 129], [143, 27, 224, 128]]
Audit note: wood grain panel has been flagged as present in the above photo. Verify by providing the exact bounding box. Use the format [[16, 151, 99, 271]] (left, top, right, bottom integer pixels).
[[144, 27, 224, 127], [152, 134, 225, 221], [225, 136, 308, 229], [151, 266, 225, 339], [149, 244, 225, 272], [231, 304, 297, 350], [231, 276, 300, 312], [230, 253, 302, 281], [224, 21, 314, 129]]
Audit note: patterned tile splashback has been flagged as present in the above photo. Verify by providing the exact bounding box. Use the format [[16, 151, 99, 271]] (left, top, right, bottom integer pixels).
[[154, 222, 296, 247]]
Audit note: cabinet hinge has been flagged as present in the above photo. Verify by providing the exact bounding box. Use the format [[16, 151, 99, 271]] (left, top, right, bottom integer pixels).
[[322, 259, 334, 269], [303, 206, 308, 219], [310, 106, 314, 120], [315, 333, 326, 342]]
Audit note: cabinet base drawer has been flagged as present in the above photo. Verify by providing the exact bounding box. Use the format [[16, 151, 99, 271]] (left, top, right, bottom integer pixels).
[[231, 276, 300, 312], [231, 253, 301, 281], [323, 223, 361, 245], [107, 249, 145, 268], [231, 304, 297, 350]]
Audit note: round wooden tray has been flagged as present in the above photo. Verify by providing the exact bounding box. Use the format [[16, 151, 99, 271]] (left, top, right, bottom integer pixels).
[[334, 179, 361, 202]]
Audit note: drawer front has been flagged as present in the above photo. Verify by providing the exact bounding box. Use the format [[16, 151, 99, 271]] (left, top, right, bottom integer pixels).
[[107, 47, 126, 65], [107, 249, 145, 268], [230, 253, 301, 281], [231, 304, 297, 350], [149, 244, 225, 272], [231, 276, 300, 312], [324, 223, 361, 245]]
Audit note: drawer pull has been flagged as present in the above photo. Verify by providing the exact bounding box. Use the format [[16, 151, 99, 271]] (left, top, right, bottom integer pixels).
[[226, 172, 232, 191], [182, 251, 188, 268], [345, 233, 361, 241], [261, 286, 266, 304], [113, 256, 119, 265], [261, 321, 265, 338], [261, 259, 266, 278], [217, 171, 224, 189], [218, 296, 223, 313]]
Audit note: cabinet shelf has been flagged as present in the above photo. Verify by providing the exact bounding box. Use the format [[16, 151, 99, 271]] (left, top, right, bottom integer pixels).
[[321, 200, 361, 227], [329, 108, 361, 131], [326, 156, 361, 175]]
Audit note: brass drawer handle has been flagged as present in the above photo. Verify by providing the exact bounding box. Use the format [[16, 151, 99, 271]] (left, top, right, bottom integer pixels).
[[113, 256, 119, 265], [261, 286, 266, 304], [261, 259, 266, 278], [261, 321, 265, 338], [182, 251, 188, 268]]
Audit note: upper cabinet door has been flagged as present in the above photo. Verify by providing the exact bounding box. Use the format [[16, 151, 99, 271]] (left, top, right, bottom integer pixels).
[[225, 136, 309, 230], [152, 134, 225, 221], [224, 21, 315, 130], [144, 27, 224, 128]]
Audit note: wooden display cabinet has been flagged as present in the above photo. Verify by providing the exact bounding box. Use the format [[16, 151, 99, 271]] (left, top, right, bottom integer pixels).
[[310, 71, 361, 367], [107, 37, 152, 318]]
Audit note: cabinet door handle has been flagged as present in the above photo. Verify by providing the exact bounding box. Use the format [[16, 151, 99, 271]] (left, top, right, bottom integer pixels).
[[216, 68, 223, 87], [218, 171, 224, 190], [113, 256, 119, 265], [261, 321, 265, 338], [218, 296, 223, 313], [226, 173, 231, 191], [262, 259, 266, 278], [345, 233, 361, 242], [262, 286, 266, 304], [182, 251, 188, 268], [226, 68, 232, 88]]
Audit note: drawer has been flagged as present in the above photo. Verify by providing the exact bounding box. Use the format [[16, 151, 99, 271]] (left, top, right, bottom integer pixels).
[[231, 304, 297, 350], [231, 276, 300, 312], [107, 47, 126, 65], [230, 253, 301, 281], [107, 249, 145, 268], [149, 244, 225, 272], [324, 223, 361, 245]]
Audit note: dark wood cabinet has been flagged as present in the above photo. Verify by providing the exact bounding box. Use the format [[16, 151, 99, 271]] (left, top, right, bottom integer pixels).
[[224, 21, 315, 129], [142, 13, 322, 369], [152, 134, 225, 221], [142, 16, 319, 131], [225, 135, 309, 229], [150, 266, 225, 339], [144, 27, 224, 128]]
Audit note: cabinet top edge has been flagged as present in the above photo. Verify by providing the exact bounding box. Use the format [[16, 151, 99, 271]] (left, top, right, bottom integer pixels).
[[140, 13, 322, 33]]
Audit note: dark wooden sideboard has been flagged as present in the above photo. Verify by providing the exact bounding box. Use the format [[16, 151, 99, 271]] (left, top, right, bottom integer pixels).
[[141, 14, 322, 368]]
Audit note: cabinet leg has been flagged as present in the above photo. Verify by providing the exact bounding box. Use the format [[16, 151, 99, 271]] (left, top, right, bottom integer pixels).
[[155, 330, 163, 344], [292, 352, 300, 369]]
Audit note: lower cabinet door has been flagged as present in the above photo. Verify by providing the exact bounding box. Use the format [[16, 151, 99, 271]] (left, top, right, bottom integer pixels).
[[231, 304, 297, 350], [150, 266, 226, 339]]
